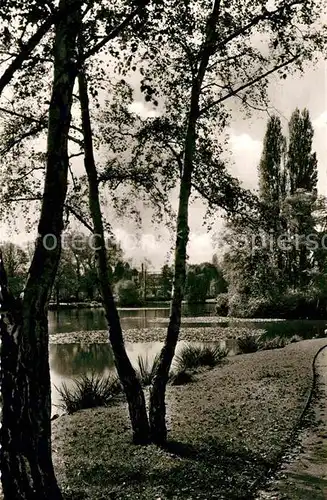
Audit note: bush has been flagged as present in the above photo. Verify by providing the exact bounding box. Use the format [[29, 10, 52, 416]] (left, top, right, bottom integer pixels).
[[175, 343, 228, 371], [115, 280, 143, 306], [227, 291, 327, 319], [136, 353, 160, 386], [216, 293, 229, 316], [56, 373, 122, 414], [237, 334, 261, 354]]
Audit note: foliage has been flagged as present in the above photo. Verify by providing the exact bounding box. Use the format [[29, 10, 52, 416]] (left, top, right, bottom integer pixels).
[[175, 344, 228, 371], [0, 241, 28, 296], [56, 373, 122, 414], [222, 108, 326, 319], [115, 279, 142, 306], [261, 336, 287, 350], [186, 262, 227, 303], [229, 290, 327, 319], [216, 293, 229, 316], [136, 353, 160, 386], [159, 264, 173, 299], [237, 335, 261, 354]]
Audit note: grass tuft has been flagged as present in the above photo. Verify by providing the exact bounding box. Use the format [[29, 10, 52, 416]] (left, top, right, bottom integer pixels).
[[174, 343, 228, 372], [237, 334, 261, 354], [260, 336, 287, 350], [136, 352, 161, 386], [56, 373, 122, 414], [169, 369, 195, 386]]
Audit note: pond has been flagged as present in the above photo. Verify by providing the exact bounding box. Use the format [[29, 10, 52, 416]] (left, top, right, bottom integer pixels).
[[50, 338, 235, 410], [49, 305, 327, 413], [48, 302, 217, 333]]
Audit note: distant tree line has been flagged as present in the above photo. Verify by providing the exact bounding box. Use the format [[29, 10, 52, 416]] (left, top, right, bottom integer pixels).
[[1, 234, 227, 306]]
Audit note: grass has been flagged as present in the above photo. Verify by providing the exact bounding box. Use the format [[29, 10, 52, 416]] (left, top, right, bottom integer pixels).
[[135, 352, 161, 386], [56, 373, 122, 414], [237, 334, 261, 353], [174, 343, 229, 372], [169, 369, 195, 386], [237, 334, 303, 354], [52, 339, 327, 500]]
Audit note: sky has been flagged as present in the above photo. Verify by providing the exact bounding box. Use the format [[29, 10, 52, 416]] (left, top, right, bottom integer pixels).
[[1, 55, 326, 272], [104, 58, 327, 270]]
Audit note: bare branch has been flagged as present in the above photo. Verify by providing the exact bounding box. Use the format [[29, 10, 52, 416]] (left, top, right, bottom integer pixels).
[[65, 204, 94, 233]]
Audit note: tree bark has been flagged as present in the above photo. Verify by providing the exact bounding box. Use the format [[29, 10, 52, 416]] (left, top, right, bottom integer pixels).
[[1, 1, 82, 498], [149, 1, 222, 445], [78, 68, 150, 444]]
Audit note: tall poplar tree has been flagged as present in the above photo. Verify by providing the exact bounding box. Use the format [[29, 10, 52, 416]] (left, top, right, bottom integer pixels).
[[287, 108, 318, 194], [285, 108, 318, 286], [258, 116, 287, 230]]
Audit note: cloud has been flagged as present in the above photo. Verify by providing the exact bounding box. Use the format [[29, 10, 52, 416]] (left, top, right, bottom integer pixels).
[[228, 131, 262, 190], [229, 132, 262, 154], [187, 233, 214, 264], [313, 111, 327, 130], [128, 101, 160, 119]]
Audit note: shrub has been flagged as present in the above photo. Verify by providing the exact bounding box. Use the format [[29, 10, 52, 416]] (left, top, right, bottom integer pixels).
[[115, 280, 142, 306], [237, 334, 261, 354], [136, 353, 160, 386], [228, 291, 327, 320], [56, 373, 122, 414], [216, 293, 229, 316], [175, 343, 228, 371]]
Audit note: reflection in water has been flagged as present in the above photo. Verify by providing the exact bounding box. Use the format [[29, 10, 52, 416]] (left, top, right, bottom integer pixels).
[[49, 304, 327, 412], [50, 339, 236, 411], [50, 343, 115, 376], [48, 303, 217, 334]]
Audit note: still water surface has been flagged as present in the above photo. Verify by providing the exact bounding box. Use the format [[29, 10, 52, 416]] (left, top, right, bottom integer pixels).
[[49, 305, 327, 412], [48, 302, 216, 333]]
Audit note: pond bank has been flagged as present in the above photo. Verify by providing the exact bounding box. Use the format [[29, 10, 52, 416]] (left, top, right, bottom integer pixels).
[[52, 339, 327, 499], [49, 325, 266, 344]]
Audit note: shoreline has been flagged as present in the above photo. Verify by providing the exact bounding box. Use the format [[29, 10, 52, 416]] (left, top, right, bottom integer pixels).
[[49, 325, 267, 344], [52, 339, 327, 499]]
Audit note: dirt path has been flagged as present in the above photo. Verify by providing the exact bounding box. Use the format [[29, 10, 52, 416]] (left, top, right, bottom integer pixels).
[[257, 346, 327, 499]]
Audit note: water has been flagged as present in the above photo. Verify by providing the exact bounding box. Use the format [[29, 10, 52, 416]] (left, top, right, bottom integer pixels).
[[49, 305, 327, 413], [48, 302, 216, 334]]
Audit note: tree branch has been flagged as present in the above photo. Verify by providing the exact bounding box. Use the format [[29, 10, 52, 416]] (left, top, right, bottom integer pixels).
[[65, 204, 94, 232], [215, 0, 303, 53], [0, 7, 64, 96], [199, 54, 301, 116], [83, 3, 150, 60]]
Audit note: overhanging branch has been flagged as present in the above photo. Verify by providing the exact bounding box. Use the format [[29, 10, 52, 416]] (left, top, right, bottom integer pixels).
[[199, 54, 301, 116]]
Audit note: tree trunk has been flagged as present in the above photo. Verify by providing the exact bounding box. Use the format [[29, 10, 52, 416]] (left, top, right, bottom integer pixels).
[[78, 68, 150, 444], [149, 115, 195, 445], [149, 1, 221, 445], [1, 1, 81, 497]]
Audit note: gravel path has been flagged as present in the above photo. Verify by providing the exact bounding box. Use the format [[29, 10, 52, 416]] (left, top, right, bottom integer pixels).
[[256, 346, 327, 499]]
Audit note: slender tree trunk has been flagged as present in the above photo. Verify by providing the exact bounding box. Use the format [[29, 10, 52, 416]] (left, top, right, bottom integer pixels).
[[78, 68, 150, 444], [1, 2, 81, 498], [149, 1, 221, 445], [148, 114, 196, 444]]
